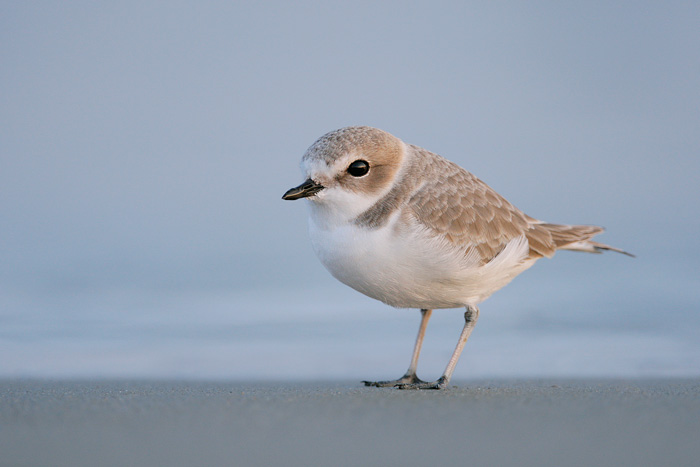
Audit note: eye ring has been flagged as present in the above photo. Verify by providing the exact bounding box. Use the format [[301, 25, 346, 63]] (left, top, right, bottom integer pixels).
[[347, 160, 370, 177]]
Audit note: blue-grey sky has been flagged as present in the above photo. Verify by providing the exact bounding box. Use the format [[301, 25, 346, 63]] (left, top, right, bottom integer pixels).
[[1, 2, 699, 378]]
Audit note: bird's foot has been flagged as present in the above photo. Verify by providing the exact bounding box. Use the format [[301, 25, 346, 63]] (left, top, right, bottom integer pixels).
[[362, 373, 425, 388], [395, 376, 448, 390]]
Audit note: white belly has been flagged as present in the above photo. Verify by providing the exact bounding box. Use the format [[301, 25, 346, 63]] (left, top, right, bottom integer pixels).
[[308, 212, 533, 309]]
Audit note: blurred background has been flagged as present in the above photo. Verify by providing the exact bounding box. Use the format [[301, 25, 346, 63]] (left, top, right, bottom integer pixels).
[[1, 1, 698, 380]]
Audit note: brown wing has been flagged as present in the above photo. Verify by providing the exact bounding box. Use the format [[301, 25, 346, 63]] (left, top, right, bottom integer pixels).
[[406, 148, 534, 264], [359, 144, 620, 262]]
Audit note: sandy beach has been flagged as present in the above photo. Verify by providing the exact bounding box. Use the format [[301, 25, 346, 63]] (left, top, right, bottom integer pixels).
[[2, 379, 698, 466]]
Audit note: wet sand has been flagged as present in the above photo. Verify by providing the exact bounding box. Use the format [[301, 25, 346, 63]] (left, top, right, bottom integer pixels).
[[2, 379, 699, 466]]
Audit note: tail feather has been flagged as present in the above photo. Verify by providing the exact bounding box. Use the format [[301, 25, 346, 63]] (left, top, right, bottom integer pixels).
[[526, 222, 634, 258], [560, 239, 635, 257]]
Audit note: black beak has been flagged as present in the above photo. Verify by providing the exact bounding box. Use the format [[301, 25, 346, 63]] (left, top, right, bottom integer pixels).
[[282, 178, 325, 200]]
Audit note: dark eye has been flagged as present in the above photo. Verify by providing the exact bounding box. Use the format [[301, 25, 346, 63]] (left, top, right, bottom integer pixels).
[[347, 160, 370, 177]]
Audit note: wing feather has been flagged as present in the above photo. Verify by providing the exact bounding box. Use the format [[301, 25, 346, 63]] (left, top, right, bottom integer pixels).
[[359, 144, 627, 262], [405, 147, 531, 264]]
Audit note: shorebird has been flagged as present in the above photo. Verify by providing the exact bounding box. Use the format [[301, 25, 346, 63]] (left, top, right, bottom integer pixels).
[[283, 126, 631, 389]]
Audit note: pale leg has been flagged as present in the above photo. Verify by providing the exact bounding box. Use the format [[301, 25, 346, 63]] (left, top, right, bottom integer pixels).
[[396, 305, 479, 390], [363, 309, 433, 387]]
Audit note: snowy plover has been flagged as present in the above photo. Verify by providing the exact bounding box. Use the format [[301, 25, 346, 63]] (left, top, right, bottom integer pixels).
[[283, 126, 631, 389]]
